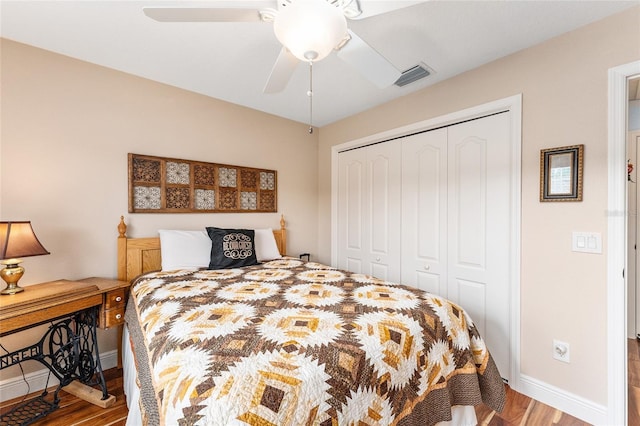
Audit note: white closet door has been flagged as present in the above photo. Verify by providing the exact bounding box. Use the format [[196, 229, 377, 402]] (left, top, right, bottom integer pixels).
[[338, 148, 365, 274], [368, 143, 402, 281], [447, 113, 511, 382], [337, 143, 401, 281], [401, 128, 448, 295], [338, 113, 512, 381]]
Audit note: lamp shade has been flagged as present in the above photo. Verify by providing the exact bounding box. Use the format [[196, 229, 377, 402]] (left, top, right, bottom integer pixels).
[[0, 221, 50, 261], [274, 0, 347, 62]]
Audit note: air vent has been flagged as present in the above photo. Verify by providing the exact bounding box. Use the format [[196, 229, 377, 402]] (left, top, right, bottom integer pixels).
[[394, 63, 432, 87]]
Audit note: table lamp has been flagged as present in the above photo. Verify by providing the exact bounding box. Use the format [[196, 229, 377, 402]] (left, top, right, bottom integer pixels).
[[0, 221, 50, 295]]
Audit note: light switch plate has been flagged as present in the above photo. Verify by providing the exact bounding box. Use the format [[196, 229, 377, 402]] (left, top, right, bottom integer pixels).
[[572, 232, 602, 254]]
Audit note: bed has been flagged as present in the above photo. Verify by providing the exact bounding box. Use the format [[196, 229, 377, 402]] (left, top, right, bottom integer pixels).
[[116, 216, 505, 425]]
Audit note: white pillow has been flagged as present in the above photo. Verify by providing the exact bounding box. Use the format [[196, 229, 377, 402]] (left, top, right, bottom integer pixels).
[[159, 227, 282, 270], [254, 228, 282, 261], [158, 229, 211, 271]]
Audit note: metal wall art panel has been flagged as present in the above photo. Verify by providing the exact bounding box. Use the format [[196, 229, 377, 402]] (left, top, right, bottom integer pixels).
[[128, 153, 277, 213]]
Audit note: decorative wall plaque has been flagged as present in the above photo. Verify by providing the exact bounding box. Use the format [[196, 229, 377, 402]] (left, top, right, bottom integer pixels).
[[128, 153, 277, 213]]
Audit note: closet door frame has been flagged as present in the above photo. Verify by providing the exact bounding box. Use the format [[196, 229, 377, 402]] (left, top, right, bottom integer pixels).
[[330, 94, 522, 390]]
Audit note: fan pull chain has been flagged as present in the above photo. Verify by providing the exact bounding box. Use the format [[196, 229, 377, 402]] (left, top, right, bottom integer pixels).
[[307, 61, 314, 134]]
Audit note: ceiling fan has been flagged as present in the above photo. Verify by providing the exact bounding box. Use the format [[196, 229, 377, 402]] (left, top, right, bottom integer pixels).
[[143, 0, 416, 93]]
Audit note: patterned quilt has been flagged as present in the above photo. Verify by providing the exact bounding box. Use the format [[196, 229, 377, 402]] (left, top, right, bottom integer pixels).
[[126, 258, 505, 425]]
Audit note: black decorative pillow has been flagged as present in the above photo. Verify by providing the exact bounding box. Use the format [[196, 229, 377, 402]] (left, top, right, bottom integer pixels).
[[206, 227, 258, 269]]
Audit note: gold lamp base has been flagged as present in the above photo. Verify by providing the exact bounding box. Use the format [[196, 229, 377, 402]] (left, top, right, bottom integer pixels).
[[1, 260, 25, 295]]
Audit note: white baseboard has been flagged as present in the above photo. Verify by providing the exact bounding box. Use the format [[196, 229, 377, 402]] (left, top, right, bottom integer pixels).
[[0, 350, 118, 403], [518, 374, 607, 425]]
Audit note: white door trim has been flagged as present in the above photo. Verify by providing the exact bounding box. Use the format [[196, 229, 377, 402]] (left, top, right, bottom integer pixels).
[[330, 94, 522, 389], [607, 60, 640, 426]]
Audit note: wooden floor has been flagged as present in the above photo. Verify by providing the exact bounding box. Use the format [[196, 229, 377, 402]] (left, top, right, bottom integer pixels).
[[475, 387, 590, 425], [0, 368, 127, 426], [3, 340, 640, 426]]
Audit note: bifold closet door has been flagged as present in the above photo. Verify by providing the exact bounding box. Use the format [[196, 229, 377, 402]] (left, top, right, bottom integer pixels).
[[338, 113, 512, 381], [446, 113, 511, 382], [337, 142, 401, 281], [400, 113, 511, 381], [401, 128, 448, 296]]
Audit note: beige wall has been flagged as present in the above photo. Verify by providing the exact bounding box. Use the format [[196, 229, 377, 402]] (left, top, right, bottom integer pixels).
[[0, 39, 318, 380], [317, 7, 640, 406]]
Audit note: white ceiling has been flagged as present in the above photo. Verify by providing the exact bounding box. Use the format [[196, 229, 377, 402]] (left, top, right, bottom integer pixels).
[[1, 0, 637, 126]]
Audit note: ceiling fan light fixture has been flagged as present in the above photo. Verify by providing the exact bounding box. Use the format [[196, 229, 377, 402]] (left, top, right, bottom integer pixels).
[[274, 0, 347, 62]]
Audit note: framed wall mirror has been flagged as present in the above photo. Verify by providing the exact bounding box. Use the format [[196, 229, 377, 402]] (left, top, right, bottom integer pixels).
[[540, 144, 584, 202]]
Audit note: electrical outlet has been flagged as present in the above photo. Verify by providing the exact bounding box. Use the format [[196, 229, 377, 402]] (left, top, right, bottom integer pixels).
[[553, 339, 570, 363]]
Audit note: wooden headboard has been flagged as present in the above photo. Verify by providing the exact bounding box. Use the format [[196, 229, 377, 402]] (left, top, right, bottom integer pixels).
[[117, 215, 287, 282]]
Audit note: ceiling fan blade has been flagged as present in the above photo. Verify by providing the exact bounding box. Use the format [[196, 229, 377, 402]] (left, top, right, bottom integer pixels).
[[352, 1, 426, 20], [143, 7, 264, 23], [336, 30, 401, 88], [263, 47, 299, 93]]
